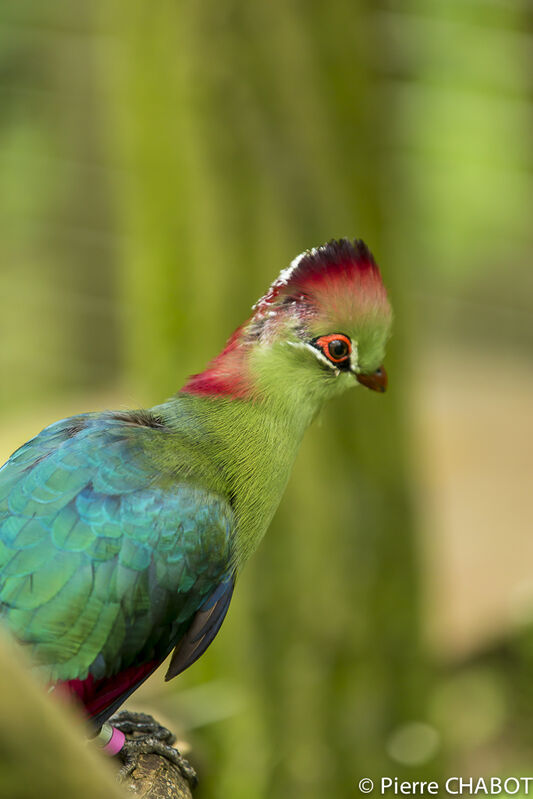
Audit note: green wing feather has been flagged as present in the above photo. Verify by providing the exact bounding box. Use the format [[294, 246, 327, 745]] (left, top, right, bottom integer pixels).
[[0, 414, 234, 683]]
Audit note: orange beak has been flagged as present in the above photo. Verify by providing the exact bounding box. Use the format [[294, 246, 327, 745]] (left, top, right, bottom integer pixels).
[[356, 366, 387, 393]]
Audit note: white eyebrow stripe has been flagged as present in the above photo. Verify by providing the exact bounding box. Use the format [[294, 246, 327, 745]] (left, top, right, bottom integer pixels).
[[287, 341, 340, 373], [350, 341, 359, 373]]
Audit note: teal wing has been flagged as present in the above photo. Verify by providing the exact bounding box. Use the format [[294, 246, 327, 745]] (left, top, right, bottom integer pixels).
[[0, 414, 234, 685]]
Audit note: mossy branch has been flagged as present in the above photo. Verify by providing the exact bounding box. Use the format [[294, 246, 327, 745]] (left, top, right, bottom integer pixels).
[[0, 630, 194, 799]]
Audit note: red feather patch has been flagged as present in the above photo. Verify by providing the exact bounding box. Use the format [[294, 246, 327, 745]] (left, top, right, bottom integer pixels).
[[253, 238, 386, 317], [56, 658, 160, 725]]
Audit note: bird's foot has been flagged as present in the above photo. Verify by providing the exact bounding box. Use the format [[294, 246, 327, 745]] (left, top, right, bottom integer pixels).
[[106, 710, 197, 787]]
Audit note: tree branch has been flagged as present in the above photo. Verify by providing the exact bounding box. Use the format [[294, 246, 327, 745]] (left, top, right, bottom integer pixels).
[[118, 751, 194, 799]]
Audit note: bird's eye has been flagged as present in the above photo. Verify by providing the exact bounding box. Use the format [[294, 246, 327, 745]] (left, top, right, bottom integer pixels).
[[328, 339, 349, 361], [313, 333, 352, 365]]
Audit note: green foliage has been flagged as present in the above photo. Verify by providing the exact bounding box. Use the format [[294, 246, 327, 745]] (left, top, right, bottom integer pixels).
[[0, 630, 123, 799]]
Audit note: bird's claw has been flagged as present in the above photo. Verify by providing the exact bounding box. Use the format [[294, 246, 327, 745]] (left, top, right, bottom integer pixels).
[[109, 710, 176, 743], [108, 710, 197, 787], [116, 735, 197, 785]]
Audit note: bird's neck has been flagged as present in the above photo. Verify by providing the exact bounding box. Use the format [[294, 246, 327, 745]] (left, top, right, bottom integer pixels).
[[161, 353, 324, 569]]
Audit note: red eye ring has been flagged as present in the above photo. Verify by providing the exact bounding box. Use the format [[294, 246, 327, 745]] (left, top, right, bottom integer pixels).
[[314, 334, 352, 364]]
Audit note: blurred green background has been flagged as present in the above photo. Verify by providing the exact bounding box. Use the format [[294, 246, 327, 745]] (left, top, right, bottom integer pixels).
[[0, 1, 532, 797]]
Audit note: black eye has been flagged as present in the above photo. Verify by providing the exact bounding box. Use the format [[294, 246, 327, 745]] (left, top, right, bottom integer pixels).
[[312, 333, 352, 366], [327, 339, 349, 361]]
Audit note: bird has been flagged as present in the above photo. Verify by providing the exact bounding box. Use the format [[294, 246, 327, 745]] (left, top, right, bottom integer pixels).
[[0, 238, 392, 772]]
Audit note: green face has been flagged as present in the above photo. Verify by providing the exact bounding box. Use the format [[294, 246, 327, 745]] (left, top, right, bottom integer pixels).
[[290, 311, 392, 392], [245, 299, 392, 403]]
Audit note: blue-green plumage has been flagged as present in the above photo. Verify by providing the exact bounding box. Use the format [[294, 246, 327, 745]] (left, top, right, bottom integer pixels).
[[0, 412, 235, 722]]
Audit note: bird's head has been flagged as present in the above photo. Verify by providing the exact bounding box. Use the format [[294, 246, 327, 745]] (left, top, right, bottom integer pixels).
[[182, 239, 392, 403], [246, 238, 392, 400]]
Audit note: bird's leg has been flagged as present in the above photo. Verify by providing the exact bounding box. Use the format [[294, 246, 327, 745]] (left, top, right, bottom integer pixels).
[[98, 710, 197, 787]]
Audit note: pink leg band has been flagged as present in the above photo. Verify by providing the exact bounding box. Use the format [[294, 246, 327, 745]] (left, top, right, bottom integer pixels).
[[103, 727, 125, 756]]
